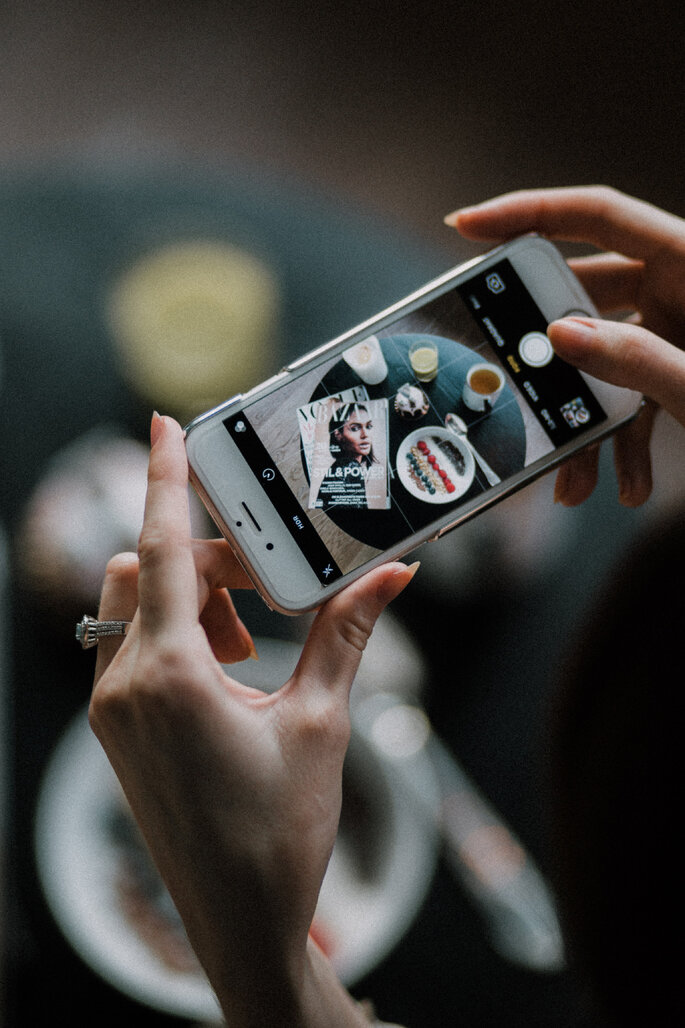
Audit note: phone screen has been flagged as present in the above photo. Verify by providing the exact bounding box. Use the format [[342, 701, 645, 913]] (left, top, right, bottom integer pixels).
[[223, 258, 607, 587]]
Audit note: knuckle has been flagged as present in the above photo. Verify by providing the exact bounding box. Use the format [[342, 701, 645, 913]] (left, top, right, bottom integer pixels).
[[88, 689, 105, 735], [295, 699, 351, 752], [89, 676, 131, 739], [585, 184, 622, 215], [133, 642, 197, 706], [91, 639, 197, 732], [136, 525, 165, 565], [329, 599, 378, 657], [103, 551, 139, 582], [336, 614, 373, 657], [619, 329, 653, 381], [588, 183, 619, 201], [137, 523, 185, 568]]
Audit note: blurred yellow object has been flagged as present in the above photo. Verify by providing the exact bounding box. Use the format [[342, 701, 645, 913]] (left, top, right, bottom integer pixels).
[[107, 241, 280, 421]]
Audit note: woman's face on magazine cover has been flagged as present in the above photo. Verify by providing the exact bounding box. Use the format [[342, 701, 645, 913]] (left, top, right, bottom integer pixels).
[[337, 407, 373, 460]]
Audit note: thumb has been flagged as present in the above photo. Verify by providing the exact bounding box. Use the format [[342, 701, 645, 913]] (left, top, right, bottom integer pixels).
[[292, 561, 420, 704], [548, 317, 685, 426]]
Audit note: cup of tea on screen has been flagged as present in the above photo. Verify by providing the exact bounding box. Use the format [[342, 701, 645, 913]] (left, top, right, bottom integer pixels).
[[462, 362, 505, 412]]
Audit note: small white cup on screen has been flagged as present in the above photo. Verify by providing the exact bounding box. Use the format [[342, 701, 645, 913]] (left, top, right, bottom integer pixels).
[[343, 335, 388, 385]]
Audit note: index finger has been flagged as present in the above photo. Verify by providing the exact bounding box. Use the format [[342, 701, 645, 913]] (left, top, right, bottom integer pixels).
[[447, 186, 685, 261], [136, 414, 199, 638]]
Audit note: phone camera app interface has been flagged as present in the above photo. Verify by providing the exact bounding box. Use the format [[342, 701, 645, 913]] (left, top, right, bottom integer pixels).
[[227, 259, 607, 586]]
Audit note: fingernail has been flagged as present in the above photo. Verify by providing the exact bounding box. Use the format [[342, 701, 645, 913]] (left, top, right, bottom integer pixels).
[[618, 471, 652, 508], [378, 561, 421, 605], [392, 560, 421, 582], [150, 411, 163, 447], [553, 466, 571, 505], [618, 476, 632, 506], [237, 620, 259, 660], [443, 206, 480, 227], [553, 479, 567, 505], [549, 317, 598, 342]]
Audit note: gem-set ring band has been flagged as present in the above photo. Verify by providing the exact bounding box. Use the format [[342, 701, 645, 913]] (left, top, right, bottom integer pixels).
[[76, 615, 132, 649]]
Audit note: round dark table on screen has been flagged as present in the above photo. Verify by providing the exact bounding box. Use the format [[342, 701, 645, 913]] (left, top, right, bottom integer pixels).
[[309, 333, 526, 549]]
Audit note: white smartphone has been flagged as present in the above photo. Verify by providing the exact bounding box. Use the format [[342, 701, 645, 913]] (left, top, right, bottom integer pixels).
[[185, 235, 642, 614]]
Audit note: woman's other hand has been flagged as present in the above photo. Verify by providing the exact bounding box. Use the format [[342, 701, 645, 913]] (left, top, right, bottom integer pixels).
[[446, 186, 685, 506]]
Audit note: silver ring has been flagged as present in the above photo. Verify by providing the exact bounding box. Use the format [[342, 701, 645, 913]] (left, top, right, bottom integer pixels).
[[76, 615, 132, 650]]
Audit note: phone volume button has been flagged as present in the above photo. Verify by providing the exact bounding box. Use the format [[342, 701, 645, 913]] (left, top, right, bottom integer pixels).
[[435, 521, 459, 540]]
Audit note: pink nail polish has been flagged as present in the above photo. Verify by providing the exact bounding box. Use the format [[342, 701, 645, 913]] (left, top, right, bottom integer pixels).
[[551, 317, 597, 340], [150, 411, 163, 447]]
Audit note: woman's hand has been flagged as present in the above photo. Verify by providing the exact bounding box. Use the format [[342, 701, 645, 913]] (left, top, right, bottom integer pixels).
[[446, 186, 685, 506], [89, 414, 417, 1027]]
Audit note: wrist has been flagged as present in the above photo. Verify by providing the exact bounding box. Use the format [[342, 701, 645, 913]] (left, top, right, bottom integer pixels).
[[206, 939, 305, 1028], [301, 937, 375, 1027], [208, 934, 368, 1028]]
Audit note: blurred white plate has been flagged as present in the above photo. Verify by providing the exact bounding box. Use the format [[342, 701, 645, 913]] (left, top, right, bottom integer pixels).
[[35, 709, 223, 1022]]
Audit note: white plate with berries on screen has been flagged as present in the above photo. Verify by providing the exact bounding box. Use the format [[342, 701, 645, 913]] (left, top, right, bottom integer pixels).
[[396, 426, 475, 504]]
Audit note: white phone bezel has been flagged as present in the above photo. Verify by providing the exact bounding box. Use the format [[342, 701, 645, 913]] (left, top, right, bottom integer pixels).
[[186, 236, 642, 614]]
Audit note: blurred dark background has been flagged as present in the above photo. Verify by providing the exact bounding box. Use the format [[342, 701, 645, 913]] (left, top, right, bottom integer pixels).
[[4, 0, 685, 249], [2, 2, 685, 1025]]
